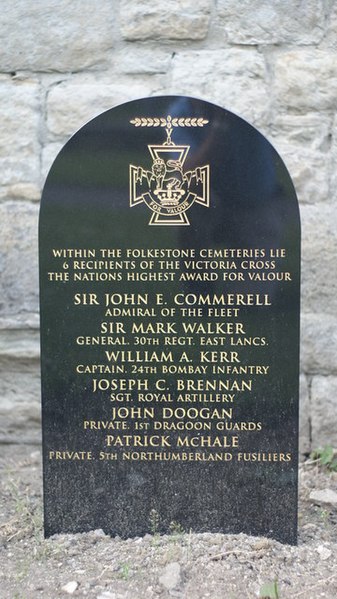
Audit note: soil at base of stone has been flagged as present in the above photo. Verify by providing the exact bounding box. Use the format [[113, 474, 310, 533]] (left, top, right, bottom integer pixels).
[[0, 445, 336, 599]]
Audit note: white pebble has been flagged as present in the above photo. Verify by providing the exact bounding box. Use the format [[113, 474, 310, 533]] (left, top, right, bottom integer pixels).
[[159, 562, 182, 590], [61, 580, 78, 594], [310, 489, 337, 506]]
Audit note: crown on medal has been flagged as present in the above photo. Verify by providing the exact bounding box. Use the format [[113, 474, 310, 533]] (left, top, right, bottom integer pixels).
[[154, 187, 185, 207]]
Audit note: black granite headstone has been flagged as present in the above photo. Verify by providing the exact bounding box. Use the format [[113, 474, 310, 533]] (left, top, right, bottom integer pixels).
[[39, 96, 300, 545]]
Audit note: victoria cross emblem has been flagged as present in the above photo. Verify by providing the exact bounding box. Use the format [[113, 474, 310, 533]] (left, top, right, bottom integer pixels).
[[129, 115, 210, 225]]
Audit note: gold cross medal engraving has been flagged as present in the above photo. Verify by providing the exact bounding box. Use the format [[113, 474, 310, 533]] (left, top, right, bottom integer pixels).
[[129, 115, 210, 225]]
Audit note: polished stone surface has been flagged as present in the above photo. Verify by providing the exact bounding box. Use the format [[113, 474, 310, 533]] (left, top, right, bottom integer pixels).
[[40, 96, 300, 544]]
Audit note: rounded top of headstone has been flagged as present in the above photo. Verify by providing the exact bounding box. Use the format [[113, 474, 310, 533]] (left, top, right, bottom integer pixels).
[[41, 95, 299, 247]]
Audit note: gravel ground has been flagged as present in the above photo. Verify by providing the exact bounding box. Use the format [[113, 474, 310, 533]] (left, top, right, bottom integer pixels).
[[1, 445, 337, 599]]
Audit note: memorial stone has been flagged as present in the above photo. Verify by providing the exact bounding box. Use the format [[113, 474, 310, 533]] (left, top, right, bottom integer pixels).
[[39, 96, 300, 544]]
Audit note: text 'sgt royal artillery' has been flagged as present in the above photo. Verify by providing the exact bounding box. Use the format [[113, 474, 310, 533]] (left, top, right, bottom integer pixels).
[[130, 115, 210, 225]]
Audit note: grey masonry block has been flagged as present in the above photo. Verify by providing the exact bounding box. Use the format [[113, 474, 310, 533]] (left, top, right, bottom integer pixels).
[[0, 201, 39, 318], [0, 79, 40, 186], [217, 0, 325, 45], [171, 49, 269, 126], [299, 374, 310, 455], [0, 358, 41, 444], [301, 204, 337, 314], [301, 314, 337, 376], [47, 78, 163, 138], [0, 0, 115, 72], [120, 0, 211, 41], [268, 114, 331, 205], [274, 50, 337, 112], [311, 376, 337, 448]]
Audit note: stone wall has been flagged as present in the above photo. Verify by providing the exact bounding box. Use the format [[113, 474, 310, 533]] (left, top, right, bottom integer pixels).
[[1, 1, 336, 452]]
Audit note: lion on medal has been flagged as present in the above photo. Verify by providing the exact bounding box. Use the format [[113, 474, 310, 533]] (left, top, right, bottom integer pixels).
[[152, 158, 186, 207]]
